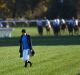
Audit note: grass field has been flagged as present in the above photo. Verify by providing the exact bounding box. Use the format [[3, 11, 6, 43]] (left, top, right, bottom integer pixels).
[[0, 27, 80, 75]]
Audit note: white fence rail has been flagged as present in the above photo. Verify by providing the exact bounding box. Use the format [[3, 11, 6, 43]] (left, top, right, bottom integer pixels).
[[0, 28, 14, 38], [0, 19, 80, 23]]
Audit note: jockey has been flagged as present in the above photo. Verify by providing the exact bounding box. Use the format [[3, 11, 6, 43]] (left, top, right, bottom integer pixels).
[[52, 18, 60, 35], [45, 18, 51, 35]]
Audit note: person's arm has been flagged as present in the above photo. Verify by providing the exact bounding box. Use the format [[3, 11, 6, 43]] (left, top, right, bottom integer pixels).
[[27, 35, 35, 56], [19, 35, 23, 57], [27, 35, 32, 50]]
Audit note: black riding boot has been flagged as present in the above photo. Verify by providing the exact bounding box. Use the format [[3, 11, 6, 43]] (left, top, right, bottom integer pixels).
[[28, 61, 32, 67], [25, 61, 27, 67]]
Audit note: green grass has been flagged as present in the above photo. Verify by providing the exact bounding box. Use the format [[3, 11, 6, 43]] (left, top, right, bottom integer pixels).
[[0, 27, 80, 75]]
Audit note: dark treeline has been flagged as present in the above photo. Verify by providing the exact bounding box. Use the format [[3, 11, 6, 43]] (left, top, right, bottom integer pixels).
[[0, 0, 80, 19]]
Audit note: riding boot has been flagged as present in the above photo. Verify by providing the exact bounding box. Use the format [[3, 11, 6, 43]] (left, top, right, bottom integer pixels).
[[28, 61, 32, 67], [25, 61, 27, 67]]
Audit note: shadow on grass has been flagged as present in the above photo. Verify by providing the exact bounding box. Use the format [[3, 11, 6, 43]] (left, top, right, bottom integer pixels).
[[0, 35, 80, 46], [77, 74, 80, 75]]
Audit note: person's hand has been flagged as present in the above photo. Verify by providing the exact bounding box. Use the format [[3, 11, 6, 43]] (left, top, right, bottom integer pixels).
[[31, 49, 35, 56]]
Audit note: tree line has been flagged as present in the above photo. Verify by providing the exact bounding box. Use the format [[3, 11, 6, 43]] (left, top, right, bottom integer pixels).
[[0, 0, 79, 19]]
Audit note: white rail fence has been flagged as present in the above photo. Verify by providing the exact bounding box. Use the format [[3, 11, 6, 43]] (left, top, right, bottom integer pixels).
[[0, 19, 80, 38], [0, 28, 14, 38]]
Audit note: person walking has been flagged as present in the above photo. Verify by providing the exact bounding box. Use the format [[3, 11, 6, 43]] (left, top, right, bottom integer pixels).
[[19, 29, 34, 68]]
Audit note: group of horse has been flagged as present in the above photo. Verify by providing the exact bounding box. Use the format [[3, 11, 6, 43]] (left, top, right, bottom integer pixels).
[[37, 18, 80, 36], [51, 19, 80, 36]]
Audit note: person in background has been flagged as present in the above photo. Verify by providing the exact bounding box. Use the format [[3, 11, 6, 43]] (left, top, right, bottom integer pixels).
[[19, 29, 33, 68], [60, 18, 66, 35], [52, 17, 60, 36], [67, 17, 75, 35], [73, 17, 79, 35], [44, 17, 51, 35], [36, 18, 43, 36], [0, 22, 3, 28]]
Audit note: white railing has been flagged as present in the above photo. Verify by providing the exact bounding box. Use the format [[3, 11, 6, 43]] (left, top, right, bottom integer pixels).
[[0, 19, 80, 38], [0, 19, 80, 23], [0, 28, 14, 38]]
